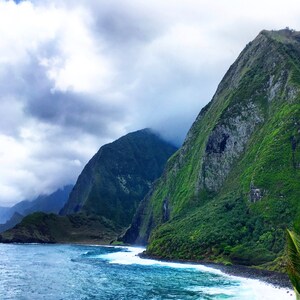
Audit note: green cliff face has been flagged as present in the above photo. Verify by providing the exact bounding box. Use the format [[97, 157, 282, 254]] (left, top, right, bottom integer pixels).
[[61, 129, 177, 227], [1, 129, 177, 244], [122, 29, 300, 271]]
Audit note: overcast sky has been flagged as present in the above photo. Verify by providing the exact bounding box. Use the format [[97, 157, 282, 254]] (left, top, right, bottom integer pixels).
[[1, 0, 300, 206]]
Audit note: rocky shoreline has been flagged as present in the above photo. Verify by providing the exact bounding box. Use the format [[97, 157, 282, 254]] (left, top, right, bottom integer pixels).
[[139, 252, 292, 290], [202, 262, 291, 289]]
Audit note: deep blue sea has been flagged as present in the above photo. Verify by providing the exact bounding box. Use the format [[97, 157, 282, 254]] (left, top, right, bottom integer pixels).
[[0, 244, 293, 300]]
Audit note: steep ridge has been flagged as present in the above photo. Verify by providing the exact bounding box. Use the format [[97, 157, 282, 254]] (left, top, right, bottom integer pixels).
[[122, 29, 300, 271], [60, 129, 177, 226], [1, 129, 177, 243]]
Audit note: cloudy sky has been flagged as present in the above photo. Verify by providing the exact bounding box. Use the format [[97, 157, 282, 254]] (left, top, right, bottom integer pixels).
[[1, 0, 300, 206]]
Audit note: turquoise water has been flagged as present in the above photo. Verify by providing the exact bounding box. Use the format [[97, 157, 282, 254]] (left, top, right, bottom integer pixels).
[[0, 244, 293, 299]]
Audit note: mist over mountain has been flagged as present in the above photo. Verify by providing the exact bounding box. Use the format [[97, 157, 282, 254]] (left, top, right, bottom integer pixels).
[[60, 129, 177, 226], [2, 29, 300, 275], [0, 129, 177, 243], [0, 185, 73, 225]]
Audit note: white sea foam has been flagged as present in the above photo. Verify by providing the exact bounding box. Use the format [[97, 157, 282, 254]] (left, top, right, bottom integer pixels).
[[187, 286, 236, 296], [187, 283, 294, 300], [99, 246, 295, 300], [236, 278, 294, 300], [99, 246, 223, 275]]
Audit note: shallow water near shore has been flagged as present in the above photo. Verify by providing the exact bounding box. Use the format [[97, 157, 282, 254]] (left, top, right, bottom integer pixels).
[[0, 243, 294, 299]]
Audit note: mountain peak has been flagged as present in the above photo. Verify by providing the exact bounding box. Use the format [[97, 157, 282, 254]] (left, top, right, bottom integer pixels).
[[60, 129, 178, 228], [122, 29, 300, 271], [261, 28, 300, 43]]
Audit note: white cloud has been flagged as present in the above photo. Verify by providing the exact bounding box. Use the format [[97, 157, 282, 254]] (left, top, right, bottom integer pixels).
[[42, 10, 115, 94], [1, 0, 300, 205], [0, 1, 58, 64]]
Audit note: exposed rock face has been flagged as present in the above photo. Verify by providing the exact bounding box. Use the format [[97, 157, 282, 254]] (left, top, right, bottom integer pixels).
[[123, 29, 300, 270], [162, 197, 170, 222], [199, 102, 263, 192], [249, 185, 264, 202]]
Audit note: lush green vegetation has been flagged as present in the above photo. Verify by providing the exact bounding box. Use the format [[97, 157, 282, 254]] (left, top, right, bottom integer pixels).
[[128, 30, 300, 272], [61, 129, 177, 228], [0, 212, 123, 244], [287, 230, 300, 299], [0, 129, 177, 244]]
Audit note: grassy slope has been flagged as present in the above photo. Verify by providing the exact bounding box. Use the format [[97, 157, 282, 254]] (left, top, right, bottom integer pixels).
[[0, 212, 122, 244], [137, 30, 300, 271]]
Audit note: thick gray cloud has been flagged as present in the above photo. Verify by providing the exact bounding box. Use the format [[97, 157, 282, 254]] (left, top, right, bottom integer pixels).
[[1, 0, 300, 205]]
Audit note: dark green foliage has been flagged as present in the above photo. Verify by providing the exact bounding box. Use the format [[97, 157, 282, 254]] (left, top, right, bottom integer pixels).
[[60, 129, 177, 229], [0, 212, 122, 244], [287, 230, 300, 299], [125, 29, 300, 272]]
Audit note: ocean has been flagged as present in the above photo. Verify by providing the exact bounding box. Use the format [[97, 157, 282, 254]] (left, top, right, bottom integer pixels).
[[0, 244, 294, 299]]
